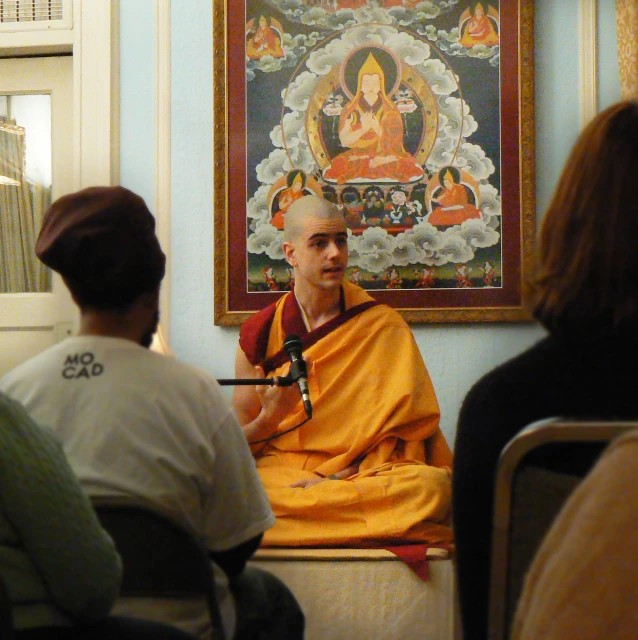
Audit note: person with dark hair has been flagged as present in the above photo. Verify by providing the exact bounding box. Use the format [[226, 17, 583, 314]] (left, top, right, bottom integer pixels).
[[0, 186, 304, 640], [452, 100, 638, 640]]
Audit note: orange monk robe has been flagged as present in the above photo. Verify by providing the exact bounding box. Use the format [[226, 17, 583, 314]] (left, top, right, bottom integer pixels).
[[239, 282, 453, 547], [323, 98, 424, 185], [428, 182, 481, 226]]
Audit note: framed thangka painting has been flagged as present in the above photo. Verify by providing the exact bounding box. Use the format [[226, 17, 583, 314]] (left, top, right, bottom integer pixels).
[[213, 0, 535, 325]]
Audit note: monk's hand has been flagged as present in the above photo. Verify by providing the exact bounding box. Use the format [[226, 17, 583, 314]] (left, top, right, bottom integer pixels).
[[254, 365, 302, 429], [360, 111, 378, 133], [370, 154, 397, 168], [289, 476, 327, 489]]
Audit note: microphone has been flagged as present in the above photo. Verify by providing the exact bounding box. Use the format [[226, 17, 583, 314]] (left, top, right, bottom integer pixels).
[[283, 334, 312, 419]]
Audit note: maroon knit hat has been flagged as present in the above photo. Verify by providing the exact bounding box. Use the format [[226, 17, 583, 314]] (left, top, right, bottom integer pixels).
[[36, 186, 166, 309]]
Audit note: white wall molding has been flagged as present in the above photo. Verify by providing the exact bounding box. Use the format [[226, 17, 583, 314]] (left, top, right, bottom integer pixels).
[[579, 0, 598, 127], [155, 0, 172, 341], [72, 0, 119, 188]]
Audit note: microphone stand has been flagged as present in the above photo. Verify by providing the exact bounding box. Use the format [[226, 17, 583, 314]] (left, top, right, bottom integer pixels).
[[217, 374, 296, 387], [217, 360, 312, 439], [218, 356, 307, 389]]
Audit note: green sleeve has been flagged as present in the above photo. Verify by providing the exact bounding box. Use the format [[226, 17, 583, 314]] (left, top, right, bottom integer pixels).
[[0, 394, 122, 624]]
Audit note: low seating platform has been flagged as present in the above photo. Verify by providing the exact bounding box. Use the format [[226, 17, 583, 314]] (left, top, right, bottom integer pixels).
[[249, 547, 456, 640]]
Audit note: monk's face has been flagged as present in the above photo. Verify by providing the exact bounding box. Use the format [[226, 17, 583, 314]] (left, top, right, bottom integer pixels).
[[361, 73, 381, 104], [285, 213, 348, 292]]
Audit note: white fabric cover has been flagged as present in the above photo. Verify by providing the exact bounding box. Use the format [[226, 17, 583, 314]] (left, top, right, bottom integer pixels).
[[250, 548, 455, 640]]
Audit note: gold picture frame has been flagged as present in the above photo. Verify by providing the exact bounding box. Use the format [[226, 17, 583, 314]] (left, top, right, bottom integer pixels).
[[214, 0, 535, 325]]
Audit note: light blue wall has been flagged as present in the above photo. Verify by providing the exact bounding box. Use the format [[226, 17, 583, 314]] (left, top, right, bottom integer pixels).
[[120, 1, 621, 445], [119, 0, 155, 208]]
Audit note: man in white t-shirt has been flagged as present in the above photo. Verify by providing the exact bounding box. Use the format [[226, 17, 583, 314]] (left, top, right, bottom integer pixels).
[[0, 186, 304, 640]]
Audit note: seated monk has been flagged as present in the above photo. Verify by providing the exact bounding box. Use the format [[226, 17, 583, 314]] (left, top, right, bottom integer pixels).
[[459, 3, 499, 48], [234, 194, 453, 547], [246, 16, 285, 60], [270, 171, 305, 230], [323, 53, 424, 185], [428, 167, 481, 226]]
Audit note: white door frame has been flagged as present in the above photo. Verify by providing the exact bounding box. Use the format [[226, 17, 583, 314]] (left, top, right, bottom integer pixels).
[[71, 0, 120, 189], [1, 0, 173, 341]]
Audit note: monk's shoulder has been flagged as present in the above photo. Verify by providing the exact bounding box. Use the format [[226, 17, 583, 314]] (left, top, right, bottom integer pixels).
[[362, 300, 409, 331], [239, 301, 279, 365]]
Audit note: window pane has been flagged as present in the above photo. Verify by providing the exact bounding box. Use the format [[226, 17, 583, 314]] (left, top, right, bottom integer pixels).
[[0, 93, 52, 293]]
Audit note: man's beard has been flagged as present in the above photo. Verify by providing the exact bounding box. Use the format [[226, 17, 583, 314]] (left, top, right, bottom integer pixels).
[[140, 310, 160, 349]]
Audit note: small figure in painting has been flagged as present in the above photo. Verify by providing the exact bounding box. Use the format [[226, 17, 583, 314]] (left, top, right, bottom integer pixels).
[[415, 266, 436, 289], [394, 88, 417, 114], [323, 93, 344, 117], [406, 198, 423, 223], [459, 3, 499, 48], [246, 15, 285, 60], [285, 266, 295, 290], [263, 266, 278, 291], [455, 264, 473, 288], [389, 189, 409, 225], [349, 266, 362, 286], [483, 260, 495, 287], [323, 52, 424, 185], [271, 171, 306, 230], [428, 167, 481, 227], [362, 186, 385, 225], [387, 267, 403, 289], [341, 190, 363, 229]]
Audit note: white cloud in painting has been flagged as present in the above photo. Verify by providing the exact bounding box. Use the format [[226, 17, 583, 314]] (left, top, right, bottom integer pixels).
[[392, 238, 427, 266], [455, 142, 496, 181], [247, 185, 271, 224], [283, 70, 321, 111], [255, 148, 290, 184], [478, 183, 502, 227], [246, 225, 285, 261], [358, 249, 396, 274], [433, 231, 475, 265], [458, 218, 501, 248]]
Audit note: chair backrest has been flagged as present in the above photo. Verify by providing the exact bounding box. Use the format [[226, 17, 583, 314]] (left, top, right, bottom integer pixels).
[[488, 419, 638, 640], [0, 573, 14, 640], [91, 496, 226, 640]]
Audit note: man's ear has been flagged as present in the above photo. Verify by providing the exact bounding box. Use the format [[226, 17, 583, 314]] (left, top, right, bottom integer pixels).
[[282, 241, 296, 267], [63, 278, 81, 307], [139, 288, 160, 310]]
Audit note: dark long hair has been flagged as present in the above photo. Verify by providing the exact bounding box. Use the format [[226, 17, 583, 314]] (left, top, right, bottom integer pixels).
[[526, 100, 638, 336]]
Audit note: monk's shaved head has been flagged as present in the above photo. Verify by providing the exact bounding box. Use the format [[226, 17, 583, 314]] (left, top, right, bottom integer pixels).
[[284, 195, 344, 242]]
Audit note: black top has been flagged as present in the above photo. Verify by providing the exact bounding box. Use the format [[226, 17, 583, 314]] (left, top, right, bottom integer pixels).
[[452, 332, 638, 640]]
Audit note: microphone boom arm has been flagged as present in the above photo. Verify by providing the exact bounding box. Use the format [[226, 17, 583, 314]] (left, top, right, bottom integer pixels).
[[217, 371, 301, 387], [218, 334, 312, 419]]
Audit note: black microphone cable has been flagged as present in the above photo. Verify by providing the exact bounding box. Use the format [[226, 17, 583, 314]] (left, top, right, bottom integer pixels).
[[249, 415, 311, 445]]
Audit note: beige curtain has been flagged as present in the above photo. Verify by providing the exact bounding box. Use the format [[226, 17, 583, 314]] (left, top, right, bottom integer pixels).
[[0, 120, 51, 293], [616, 0, 638, 99]]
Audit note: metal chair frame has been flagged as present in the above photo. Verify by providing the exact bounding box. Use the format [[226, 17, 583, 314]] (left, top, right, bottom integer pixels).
[[0, 572, 14, 640], [488, 419, 638, 640], [91, 496, 226, 640]]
